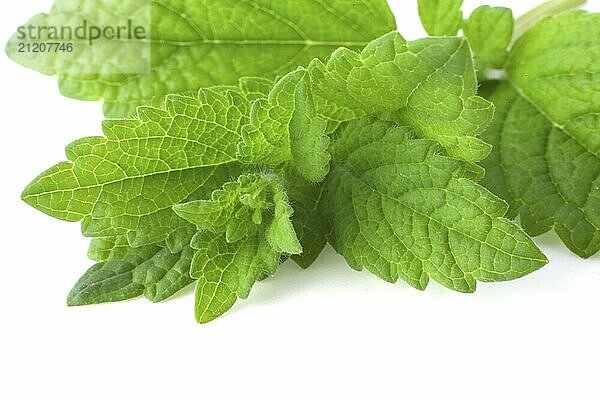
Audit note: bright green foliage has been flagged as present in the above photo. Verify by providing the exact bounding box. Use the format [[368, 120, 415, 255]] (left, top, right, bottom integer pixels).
[[5, 0, 396, 117], [418, 0, 464, 36], [325, 117, 547, 292], [69, 239, 160, 305], [238, 69, 330, 183], [190, 231, 280, 323], [238, 32, 495, 185], [479, 11, 600, 258], [166, 226, 198, 254], [174, 174, 301, 255], [174, 174, 300, 323], [68, 261, 148, 306], [21, 25, 551, 323], [463, 6, 513, 77], [21, 88, 247, 245], [309, 33, 494, 163], [418, 0, 599, 258], [239, 78, 275, 103], [238, 32, 495, 171]]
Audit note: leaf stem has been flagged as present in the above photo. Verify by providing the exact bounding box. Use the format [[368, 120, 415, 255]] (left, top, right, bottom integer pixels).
[[513, 0, 586, 41]]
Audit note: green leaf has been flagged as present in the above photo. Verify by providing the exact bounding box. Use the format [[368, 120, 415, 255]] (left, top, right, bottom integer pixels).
[[239, 77, 275, 103], [175, 173, 300, 322], [174, 174, 271, 236], [5, 0, 396, 117], [133, 246, 195, 303], [463, 6, 513, 77], [71, 239, 195, 305], [325, 117, 547, 292], [480, 11, 600, 257], [417, 0, 464, 36], [190, 231, 280, 324], [23, 25, 553, 323], [67, 262, 145, 306], [67, 243, 161, 306], [236, 33, 496, 172], [266, 179, 303, 255], [238, 69, 330, 183], [88, 236, 132, 263], [513, 0, 587, 40], [166, 226, 197, 254], [22, 88, 246, 243], [309, 33, 494, 163], [174, 173, 302, 254]]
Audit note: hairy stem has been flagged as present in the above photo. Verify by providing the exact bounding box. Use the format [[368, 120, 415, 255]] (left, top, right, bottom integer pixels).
[[513, 0, 586, 41]]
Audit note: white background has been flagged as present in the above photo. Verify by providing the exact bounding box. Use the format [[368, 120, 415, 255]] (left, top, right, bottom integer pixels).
[[1, 1, 599, 399]]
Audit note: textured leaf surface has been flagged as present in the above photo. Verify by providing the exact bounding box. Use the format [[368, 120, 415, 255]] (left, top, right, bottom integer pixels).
[[309, 33, 494, 163], [70, 237, 195, 305], [22, 26, 552, 322], [480, 12, 600, 257], [418, 0, 464, 36], [174, 173, 301, 255], [238, 69, 330, 183], [175, 173, 299, 322], [190, 231, 280, 323], [463, 6, 513, 76], [68, 242, 159, 305], [326, 117, 547, 292], [147, 33, 494, 175], [22, 88, 246, 244], [88, 236, 132, 263], [5, 0, 396, 117], [133, 246, 195, 302], [67, 262, 146, 306]]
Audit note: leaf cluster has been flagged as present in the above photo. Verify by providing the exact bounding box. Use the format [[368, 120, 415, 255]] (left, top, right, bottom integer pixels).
[[418, 0, 599, 257], [8, 0, 598, 323]]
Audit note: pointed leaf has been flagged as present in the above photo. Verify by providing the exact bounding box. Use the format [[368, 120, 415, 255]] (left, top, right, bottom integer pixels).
[[22, 88, 246, 242], [266, 180, 302, 255], [190, 231, 280, 323], [72, 241, 195, 305]]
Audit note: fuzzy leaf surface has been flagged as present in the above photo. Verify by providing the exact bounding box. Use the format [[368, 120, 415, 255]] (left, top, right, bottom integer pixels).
[[68, 242, 159, 305], [174, 173, 300, 322], [189, 231, 280, 323], [238, 69, 330, 183]]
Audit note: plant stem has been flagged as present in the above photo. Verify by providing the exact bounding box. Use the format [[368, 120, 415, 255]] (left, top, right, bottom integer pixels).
[[513, 0, 586, 41]]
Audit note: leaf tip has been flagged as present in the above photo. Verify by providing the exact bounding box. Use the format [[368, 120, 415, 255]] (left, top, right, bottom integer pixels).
[[66, 290, 83, 307]]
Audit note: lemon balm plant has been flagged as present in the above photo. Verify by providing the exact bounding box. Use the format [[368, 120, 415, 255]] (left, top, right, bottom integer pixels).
[[6, 0, 598, 323]]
